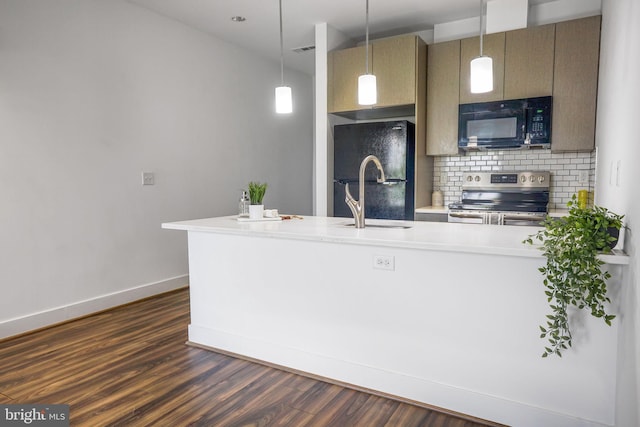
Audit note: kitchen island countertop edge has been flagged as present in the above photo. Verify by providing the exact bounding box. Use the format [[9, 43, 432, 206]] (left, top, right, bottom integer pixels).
[[162, 215, 628, 265]]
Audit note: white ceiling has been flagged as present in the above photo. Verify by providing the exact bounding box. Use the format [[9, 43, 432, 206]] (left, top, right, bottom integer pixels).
[[127, 0, 558, 75]]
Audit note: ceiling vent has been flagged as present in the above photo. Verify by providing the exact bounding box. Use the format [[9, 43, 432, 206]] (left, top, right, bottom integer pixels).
[[292, 45, 316, 53]]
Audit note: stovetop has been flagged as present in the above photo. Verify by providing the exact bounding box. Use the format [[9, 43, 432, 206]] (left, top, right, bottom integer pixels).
[[449, 171, 550, 213], [460, 171, 550, 190]]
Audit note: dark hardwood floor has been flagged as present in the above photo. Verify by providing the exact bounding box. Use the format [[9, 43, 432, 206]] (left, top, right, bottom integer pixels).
[[0, 288, 503, 426]]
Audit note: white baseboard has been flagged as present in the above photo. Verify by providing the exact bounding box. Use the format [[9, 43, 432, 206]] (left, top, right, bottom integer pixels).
[[189, 324, 612, 427], [0, 275, 188, 340]]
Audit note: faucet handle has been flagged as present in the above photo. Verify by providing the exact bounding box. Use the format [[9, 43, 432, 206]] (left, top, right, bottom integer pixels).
[[344, 183, 360, 217], [344, 182, 355, 204]]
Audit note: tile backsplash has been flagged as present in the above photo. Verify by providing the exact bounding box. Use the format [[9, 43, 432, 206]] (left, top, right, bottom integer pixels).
[[433, 150, 596, 210]]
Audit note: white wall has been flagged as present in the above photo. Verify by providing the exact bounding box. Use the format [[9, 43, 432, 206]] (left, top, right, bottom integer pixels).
[[597, 0, 640, 425], [434, 0, 601, 44], [0, 0, 313, 338]]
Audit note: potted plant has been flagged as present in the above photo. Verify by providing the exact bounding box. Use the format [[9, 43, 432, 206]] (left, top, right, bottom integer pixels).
[[523, 195, 624, 357], [248, 181, 267, 219]]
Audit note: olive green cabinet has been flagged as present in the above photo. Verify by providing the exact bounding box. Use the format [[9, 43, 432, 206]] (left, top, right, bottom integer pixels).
[[459, 32, 506, 104], [551, 16, 601, 152], [426, 40, 461, 156], [372, 36, 419, 108], [504, 24, 555, 100], [327, 35, 425, 114], [460, 25, 556, 105], [327, 45, 370, 114]]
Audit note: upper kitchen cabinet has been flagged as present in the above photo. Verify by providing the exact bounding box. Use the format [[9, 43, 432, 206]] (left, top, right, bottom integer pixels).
[[373, 36, 418, 108], [459, 32, 506, 104], [327, 35, 426, 119], [461, 25, 555, 103], [504, 24, 555, 100], [327, 45, 370, 114], [551, 16, 601, 152], [426, 40, 461, 156]]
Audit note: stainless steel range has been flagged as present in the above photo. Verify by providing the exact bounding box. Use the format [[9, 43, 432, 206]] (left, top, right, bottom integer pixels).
[[448, 171, 550, 226]]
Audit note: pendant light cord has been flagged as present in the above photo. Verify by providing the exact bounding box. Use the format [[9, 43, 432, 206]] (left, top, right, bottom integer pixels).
[[479, 0, 484, 57], [279, 0, 285, 86], [365, 0, 370, 75]]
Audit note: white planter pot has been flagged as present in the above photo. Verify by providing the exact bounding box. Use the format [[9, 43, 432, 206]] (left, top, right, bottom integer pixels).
[[249, 204, 264, 220]]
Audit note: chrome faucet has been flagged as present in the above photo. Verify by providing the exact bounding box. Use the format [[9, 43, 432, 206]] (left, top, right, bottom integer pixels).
[[344, 155, 386, 228]]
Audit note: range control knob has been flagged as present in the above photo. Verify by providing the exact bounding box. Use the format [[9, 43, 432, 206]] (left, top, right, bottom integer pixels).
[[529, 176, 535, 182], [538, 175, 545, 183], [475, 175, 481, 182], [520, 175, 527, 183], [466, 175, 473, 182]]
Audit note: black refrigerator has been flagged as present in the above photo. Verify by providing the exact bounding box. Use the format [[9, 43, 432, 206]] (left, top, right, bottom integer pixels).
[[333, 120, 415, 220]]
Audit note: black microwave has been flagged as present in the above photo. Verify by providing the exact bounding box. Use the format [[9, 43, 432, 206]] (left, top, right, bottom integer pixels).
[[458, 96, 552, 150]]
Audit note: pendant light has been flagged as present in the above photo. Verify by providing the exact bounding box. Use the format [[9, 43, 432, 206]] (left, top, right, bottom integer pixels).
[[470, 0, 493, 94], [358, 0, 377, 105], [275, 0, 292, 114]]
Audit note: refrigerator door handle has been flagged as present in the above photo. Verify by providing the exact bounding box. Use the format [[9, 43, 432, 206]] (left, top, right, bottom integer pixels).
[[381, 180, 406, 186]]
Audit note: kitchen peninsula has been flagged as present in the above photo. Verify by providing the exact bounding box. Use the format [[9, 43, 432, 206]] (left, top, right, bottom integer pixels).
[[162, 216, 628, 427]]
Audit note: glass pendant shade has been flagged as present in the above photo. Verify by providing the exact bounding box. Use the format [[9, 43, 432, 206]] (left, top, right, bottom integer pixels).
[[470, 55, 493, 94], [275, 0, 292, 114], [275, 86, 292, 114], [358, 74, 377, 105]]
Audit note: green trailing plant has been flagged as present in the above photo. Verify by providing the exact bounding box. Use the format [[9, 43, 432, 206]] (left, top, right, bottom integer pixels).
[[523, 194, 624, 358], [248, 181, 267, 205]]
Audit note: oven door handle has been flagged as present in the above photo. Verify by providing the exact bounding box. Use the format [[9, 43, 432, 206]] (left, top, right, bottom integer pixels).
[[501, 213, 546, 221], [448, 211, 489, 224], [448, 211, 485, 219]]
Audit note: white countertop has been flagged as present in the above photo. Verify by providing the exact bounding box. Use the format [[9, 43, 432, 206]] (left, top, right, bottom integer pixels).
[[162, 215, 628, 264]]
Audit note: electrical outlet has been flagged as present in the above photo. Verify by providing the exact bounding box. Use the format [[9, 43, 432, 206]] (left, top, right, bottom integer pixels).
[[373, 255, 395, 271], [440, 172, 448, 184], [578, 170, 589, 185], [142, 172, 154, 186]]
